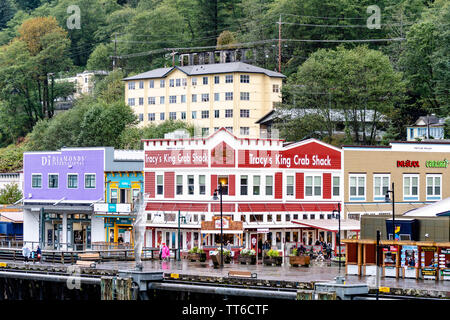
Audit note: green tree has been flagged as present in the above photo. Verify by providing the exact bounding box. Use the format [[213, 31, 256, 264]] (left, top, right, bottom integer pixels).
[[0, 0, 16, 30], [0, 183, 22, 204], [282, 46, 405, 145], [93, 69, 125, 104]]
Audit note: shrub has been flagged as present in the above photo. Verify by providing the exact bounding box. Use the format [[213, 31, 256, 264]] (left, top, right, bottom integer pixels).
[[266, 249, 280, 257]]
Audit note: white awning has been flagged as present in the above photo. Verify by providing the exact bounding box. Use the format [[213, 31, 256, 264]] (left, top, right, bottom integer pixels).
[[291, 219, 360, 232], [201, 230, 243, 234]]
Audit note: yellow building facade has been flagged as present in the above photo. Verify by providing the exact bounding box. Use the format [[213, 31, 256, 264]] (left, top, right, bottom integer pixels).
[[123, 62, 285, 138]]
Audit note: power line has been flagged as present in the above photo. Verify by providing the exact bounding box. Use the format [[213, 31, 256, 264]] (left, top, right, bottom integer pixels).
[[281, 13, 368, 21], [279, 22, 413, 28], [279, 37, 406, 43]]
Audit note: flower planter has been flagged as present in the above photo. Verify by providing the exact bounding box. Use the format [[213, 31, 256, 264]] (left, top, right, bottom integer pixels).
[[238, 255, 256, 265], [187, 252, 206, 262], [263, 256, 282, 266], [289, 255, 310, 267]]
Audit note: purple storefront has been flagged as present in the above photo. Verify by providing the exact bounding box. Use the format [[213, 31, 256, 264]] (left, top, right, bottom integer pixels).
[[23, 148, 106, 250]]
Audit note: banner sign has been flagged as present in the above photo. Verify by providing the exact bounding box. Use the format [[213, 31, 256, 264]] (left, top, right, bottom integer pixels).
[[145, 150, 208, 168]]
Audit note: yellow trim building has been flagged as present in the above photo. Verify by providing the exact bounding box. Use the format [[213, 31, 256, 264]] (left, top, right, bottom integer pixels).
[[123, 62, 285, 138]]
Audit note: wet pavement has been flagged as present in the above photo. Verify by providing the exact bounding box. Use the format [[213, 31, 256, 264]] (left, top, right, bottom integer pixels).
[[96, 258, 450, 292]]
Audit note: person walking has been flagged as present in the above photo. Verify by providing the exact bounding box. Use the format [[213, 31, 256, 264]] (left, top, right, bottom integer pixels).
[[161, 243, 170, 261], [36, 245, 42, 263], [22, 245, 30, 263]]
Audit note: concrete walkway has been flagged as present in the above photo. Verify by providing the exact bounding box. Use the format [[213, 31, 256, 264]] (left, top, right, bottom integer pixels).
[[96, 258, 450, 292]]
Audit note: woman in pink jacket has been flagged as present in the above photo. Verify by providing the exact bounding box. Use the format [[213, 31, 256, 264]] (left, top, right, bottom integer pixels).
[[161, 243, 170, 261]]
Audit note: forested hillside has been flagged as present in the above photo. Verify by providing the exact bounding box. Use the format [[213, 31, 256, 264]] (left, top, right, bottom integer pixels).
[[0, 0, 448, 171]]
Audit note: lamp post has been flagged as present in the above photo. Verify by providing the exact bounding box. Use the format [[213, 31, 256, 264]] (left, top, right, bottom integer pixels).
[[177, 210, 186, 261], [212, 183, 224, 267], [385, 182, 396, 241], [332, 203, 341, 274]]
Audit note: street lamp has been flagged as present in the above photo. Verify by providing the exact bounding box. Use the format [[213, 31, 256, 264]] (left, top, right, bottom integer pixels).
[[177, 210, 186, 261], [385, 182, 396, 241], [332, 203, 341, 274], [212, 183, 224, 267]]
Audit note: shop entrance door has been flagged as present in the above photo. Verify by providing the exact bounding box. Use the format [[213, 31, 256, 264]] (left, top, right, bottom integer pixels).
[[303, 230, 314, 245], [257, 233, 264, 259], [120, 189, 130, 204]]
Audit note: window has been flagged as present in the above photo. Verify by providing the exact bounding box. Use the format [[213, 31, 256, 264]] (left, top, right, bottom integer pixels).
[[182, 78, 187, 87], [188, 175, 194, 195], [218, 176, 228, 195], [157, 175, 163, 195], [201, 110, 209, 119], [191, 111, 197, 119], [214, 110, 220, 118], [240, 175, 248, 195], [305, 175, 321, 197], [214, 93, 220, 101], [139, 113, 143, 122], [373, 174, 390, 201], [169, 112, 177, 120], [225, 109, 233, 118], [176, 175, 183, 195], [181, 112, 186, 120], [133, 189, 140, 202], [225, 75, 233, 83], [214, 76, 220, 84], [149, 80, 154, 88], [201, 93, 209, 102], [253, 175, 260, 195], [426, 175, 441, 200], [199, 175, 206, 195], [32, 174, 42, 188], [240, 109, 249, 118], [266, 176, 273, 195], [286, 176, 294, 196], [240, 127, 249, 136], [48, 174, 58, 188], [192, 94, 197, 102], [176, 78, 181, 87], [273, 84, 279, 93], [85, 174, 96, 189], [180, 95, 186, 103], [202, 76, 208, 85], [214, 127, 219, 132], [240, 75, 249, 83], [139, 81, 144, 89], [160, 113, 165, 120], [128, 98, 135, 106], [148, 113, 155, 121], [403, 175, 419, 200], [240, 92, 250, 101], [332, 176, 340, 196], [192, 77, 197, 86], [169, 95, 177, 104], [160, 79, 165, 88], [202, 128, 209, 136], [110, 189, 118, 203], [68, 174, 78, 189], [139, 97, 144, 106], [148, 97, 155, 105], [225, 92, 233, 101], [169, 79, 174, 87], [349, 174, 366, 200], [128, 82, 135, 90], [225, 126, 233, 133], [160, 96, 165, 104]]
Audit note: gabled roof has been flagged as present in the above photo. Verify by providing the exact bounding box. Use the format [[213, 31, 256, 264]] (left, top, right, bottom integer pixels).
[[403, 197, 450, 217], [123, 62, 285, 81]]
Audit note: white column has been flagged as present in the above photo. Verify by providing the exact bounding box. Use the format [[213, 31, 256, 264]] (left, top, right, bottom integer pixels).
[[62, 213, 67, 250], [245, 232, 249, 249]]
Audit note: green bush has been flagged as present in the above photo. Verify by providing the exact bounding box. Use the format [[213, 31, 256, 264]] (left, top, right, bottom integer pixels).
[[266, 249, 280, 257]]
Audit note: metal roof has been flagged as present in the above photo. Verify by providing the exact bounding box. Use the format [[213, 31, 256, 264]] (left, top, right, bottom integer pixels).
[[123, 62, 285, 81], [403, 197, 450, 217]]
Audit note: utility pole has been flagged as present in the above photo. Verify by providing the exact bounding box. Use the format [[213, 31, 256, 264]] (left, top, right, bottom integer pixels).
[[278, 14, 282, 73]]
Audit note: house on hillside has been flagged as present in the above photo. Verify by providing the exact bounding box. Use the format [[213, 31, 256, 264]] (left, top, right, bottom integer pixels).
[[407, 115, 447, 141]]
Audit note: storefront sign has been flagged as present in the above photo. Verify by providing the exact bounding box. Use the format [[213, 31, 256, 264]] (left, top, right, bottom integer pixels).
[[440, 269, 450, 280], [145, 150, 209, 168], [425, 159, 448, 168], [421, 247, 437, 251], [119, 181, 131, 188], [214, 218, 230, 229], [397, 160, 420, 168], [257, 228, 270, 234], [422, 268, 437, 279], [441, 249, 450, 254], [41, 155, 86, 167], [94, 203, 131, 213]]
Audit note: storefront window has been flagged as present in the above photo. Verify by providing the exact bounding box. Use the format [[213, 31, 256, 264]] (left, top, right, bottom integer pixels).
[[240, 175, 248, 195], [253, 176, 260, 195], [349, 174, 365, 200], [403, 175, 419, 200], [426, 175, 441, 199], [48, 174, 58, 188], [111, 189, 118, 203], [286, 176, 294, 196], [332, 176, 340, 196], [218, 176, 228, 195], [176, 175, 183, 195], [305, 175, 321, 196], [265, 176, 273, 196], [374, 175, 389, 200], [68, 174, 78, 188]]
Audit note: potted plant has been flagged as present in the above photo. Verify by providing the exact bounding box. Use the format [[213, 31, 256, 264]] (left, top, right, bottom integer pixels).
[[289, 248, 310, 267], [263, 249, 282, 266], [210, 248, 231, 267], [238, 248, 256, 265], [187, 247, 206, 262]]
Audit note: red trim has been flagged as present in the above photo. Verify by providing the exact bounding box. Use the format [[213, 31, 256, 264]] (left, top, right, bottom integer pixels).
[[295, 172, 304, 199], [323, 173, 331, 199], [211, 175, 217, 196], [275, 172, 283, 199], [228, 175, 235, 196]]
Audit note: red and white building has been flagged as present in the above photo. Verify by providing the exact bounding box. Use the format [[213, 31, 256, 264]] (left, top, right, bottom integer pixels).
[[143, 128, 352, 256]]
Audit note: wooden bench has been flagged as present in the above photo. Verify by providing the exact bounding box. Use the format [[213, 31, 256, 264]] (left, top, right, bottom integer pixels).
[[78, 252, 101, 262], [228, 270, 257, 279], [75, 260, 96, 268]]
